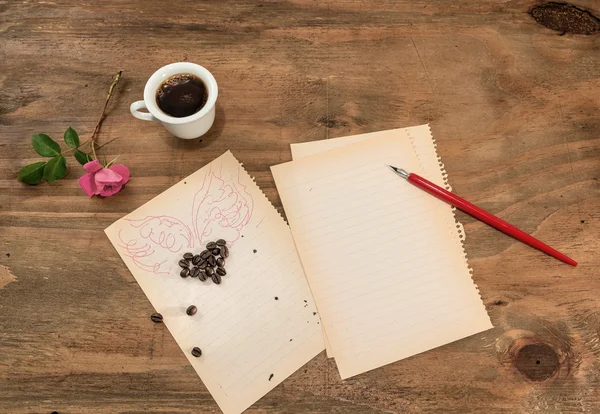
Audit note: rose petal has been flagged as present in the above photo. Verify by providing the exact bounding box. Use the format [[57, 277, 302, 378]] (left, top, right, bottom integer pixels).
[[109, 164, 130, 185], [98, 184, 123, 197], [95, 168, 122, 185], [83, 160, 103, 174], [78, 173, 98, 197]]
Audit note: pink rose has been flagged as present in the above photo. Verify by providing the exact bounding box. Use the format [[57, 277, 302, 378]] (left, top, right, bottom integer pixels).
[[78, 160, 130, 197]]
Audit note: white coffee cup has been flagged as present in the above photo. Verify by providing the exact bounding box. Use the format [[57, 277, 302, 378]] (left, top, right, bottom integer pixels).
[[130, 62, 218, 139]]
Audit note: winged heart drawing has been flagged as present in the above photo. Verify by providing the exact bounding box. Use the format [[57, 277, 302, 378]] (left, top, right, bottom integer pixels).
[[116, 160, 254, 275]]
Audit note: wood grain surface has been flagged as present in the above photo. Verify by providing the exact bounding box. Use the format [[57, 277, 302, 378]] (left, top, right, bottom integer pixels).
[[1, 1, 600, 413]]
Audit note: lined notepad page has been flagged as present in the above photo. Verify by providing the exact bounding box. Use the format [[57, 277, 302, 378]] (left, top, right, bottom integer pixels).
[[105, 151, 324, 414], [290, 125, 474, 359], [273, 131, 492, 379], [291, 126, 435, 357]]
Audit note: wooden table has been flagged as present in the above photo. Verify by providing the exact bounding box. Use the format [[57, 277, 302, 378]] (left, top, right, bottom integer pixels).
[[2, 1, 600, 412]]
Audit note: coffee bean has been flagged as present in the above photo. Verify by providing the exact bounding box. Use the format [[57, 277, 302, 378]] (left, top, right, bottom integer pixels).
[[216, 257, 225, 267], [206, 241, 217, 250], [178, 259, 189, 268], [190, 267, 199, 278], [192, 255, 202, 265], [208, 255, 216, 267], [212, 247, 220, 255], [183, 252, 194, 260], [150, 313, 163, 323], [200, 250, 211, 260], [220, 245, 229, 258], [211, 273, 222, 284], [198, 270, 207, 281], [216, 267, 226, 276], [180, 268, 190, 278], [186, 305, 197, 316], [198, 260, 208, 269], [216, 239, 226, 246], [205, 267, 214, 277], [191, 347, 202, 357]]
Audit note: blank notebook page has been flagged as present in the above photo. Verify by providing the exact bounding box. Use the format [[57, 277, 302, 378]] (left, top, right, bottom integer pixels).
[[105, 151, 324, 414], [290, 125, 473, 359], [272, 131, 492, 379], [291, 125, 449, 358]]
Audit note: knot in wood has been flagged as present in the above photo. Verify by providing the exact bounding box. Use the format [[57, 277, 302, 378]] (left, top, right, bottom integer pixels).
[[514, 342, 560, 381], [530, 2, 600, 35]]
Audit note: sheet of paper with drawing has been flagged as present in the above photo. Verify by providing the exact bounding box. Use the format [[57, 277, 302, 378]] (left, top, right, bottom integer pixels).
[[105, 151, 324, 414], [272, 130, 492, 379], [290, 125, 474, 359]]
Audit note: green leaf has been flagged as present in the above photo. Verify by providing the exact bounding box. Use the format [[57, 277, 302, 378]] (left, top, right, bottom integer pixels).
[[32, 133, 61, 157], [74, 149, 92, 165], [64, 127, 80, 148], [17, 162, 47, 185], [43, 156, 67, 183]]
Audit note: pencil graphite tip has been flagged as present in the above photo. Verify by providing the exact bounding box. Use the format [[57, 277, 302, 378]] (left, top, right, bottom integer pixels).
[[388, 165, 409, 179]]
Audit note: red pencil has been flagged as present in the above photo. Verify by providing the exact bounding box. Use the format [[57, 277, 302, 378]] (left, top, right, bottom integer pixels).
[[389, 166, 577, 267]]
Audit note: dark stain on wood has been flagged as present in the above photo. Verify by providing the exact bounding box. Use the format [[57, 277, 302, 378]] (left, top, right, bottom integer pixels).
[[530, 2, 600, 34], [490, 299, 509, 307], [317, 116, 348, 128]]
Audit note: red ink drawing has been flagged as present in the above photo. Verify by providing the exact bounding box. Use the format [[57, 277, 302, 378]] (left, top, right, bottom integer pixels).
[[192, 163, 253, 246], [117, 216, 193, 274], [115, 158, 254, 275]]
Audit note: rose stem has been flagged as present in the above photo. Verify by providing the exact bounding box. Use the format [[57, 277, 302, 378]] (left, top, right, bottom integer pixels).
[[90, 71, 123, 161]]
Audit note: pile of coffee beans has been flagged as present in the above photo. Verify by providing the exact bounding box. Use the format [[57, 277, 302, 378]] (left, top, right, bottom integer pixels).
[[150, 239, 231, 357], [178, 239, 229, 285]]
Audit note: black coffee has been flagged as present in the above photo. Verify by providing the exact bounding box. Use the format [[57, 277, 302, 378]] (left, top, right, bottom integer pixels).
[[156, 74, 208, 118]]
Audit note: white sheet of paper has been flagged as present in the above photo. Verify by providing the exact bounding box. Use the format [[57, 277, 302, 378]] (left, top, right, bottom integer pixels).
[[105, 151, 324, 414], [273, 130, 492, 379], [290, 125, 471, 358]]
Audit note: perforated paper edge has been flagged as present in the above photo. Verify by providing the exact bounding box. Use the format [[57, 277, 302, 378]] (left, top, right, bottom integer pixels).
[[405, 125, 481, 296]]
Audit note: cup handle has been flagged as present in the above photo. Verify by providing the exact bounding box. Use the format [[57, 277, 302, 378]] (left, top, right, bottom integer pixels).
[[130, 101, 160, 123]]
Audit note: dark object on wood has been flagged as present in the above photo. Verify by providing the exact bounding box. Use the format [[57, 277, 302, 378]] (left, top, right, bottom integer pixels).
[[530, 2, 600, 34], [514, 343, 560, 381]]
